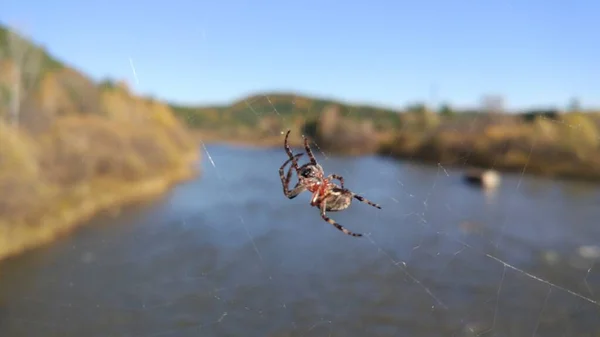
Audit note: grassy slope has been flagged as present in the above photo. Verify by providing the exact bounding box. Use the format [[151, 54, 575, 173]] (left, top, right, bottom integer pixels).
[[0, 25, 200, 262]]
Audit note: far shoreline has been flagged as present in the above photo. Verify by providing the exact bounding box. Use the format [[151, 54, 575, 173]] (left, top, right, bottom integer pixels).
[[196, 134, 600, 184]]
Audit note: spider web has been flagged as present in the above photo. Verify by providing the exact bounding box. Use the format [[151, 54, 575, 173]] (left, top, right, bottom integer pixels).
[[1, 32, 600, 337], [222, 97, 600, 337], [1, 94, 600, 337]]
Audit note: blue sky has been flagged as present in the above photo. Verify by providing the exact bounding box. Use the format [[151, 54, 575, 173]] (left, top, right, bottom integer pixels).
[[2, 0, 599, 110]]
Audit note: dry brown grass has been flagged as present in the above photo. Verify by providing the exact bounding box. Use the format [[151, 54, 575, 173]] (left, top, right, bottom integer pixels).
[[0, 100, 199, 263], [0, 26, 206, 263], [382, 112, 600, 181], [0, 158, 198, 263]]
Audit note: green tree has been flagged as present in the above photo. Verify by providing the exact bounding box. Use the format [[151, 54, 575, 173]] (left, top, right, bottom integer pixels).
[[405, 102, 427, 114], [439, 103, 455, 117]]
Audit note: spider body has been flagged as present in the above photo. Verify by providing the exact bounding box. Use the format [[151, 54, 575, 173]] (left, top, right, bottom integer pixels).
[[278, 130, 381, 237], [313, 186, 353, 211]]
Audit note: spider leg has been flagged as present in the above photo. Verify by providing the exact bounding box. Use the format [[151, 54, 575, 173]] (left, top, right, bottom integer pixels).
[[320, 200, 363, 237], [310, 190, 320, 207], [279, 153, 306, 199], [282, 130, 303, 181], [283, 182, 306, 199], [352, 193, 382, 209], [279, 153, 303, 177], [327, 174, 344, 188], [284, 154, 306, 197], [302, 134, 318, 165], [285, 156, 299, 184], [286, 182, 308, 200], [284, 129, 295, 161]]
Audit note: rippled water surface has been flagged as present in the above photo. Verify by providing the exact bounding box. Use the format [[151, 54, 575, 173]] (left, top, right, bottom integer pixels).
[[1, 144, 600, 336]]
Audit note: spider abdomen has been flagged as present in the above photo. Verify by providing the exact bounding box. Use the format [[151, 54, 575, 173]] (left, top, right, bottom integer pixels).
[[323, 189, 353, 212]]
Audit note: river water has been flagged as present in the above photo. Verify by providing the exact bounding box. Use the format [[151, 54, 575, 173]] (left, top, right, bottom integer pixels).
[[1, 144, 600, 337]]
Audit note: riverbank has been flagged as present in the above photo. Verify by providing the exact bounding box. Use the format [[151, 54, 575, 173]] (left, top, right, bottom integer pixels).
[[0, 25, 207, 264], [172, 91, 600, 182], [0, 152, 200, 263], [380, 121, 600, 182], [195, 126, 600, 183], [194, 130, 285, 148]]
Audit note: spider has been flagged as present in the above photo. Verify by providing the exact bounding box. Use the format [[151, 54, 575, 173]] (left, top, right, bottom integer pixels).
[[278, 130, 381, 237]]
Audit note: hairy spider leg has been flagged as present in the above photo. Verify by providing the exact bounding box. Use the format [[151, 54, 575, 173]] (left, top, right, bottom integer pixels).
[[279, 152, 303, 183], [284, 129, 310, 180], [286, 153, 302, 182], [279, 153, 307, 199], [280, 152, 303, 181], [283, 129, 295, 162], [320, 200, 363, 237], [326, 174, 345, 188], [302, 135, 318, 165], [352, 193, 382, 209], [281, 129, 304, 192]]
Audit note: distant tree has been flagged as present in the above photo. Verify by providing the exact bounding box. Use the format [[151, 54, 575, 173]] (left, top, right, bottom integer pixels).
[[404, 102, 439, 130], [0, 27, 42, 127], [98, 79, 118, 90], [438, 103, 455, 117], [318, 104, 340, 138], [405, 102, 427, 114]]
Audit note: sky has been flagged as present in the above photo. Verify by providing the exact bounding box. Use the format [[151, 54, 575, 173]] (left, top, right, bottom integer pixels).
[[2, 0, 599, 110]]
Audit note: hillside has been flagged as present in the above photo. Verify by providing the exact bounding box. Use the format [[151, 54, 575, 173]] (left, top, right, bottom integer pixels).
[[0, 25, 199, 261], [171, 93, 403, 130], [172, 91, 600, 181], [170, 93, 405, 153]]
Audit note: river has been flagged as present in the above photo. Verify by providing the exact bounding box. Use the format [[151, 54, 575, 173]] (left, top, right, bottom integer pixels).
[[1, 144, 599, 337]]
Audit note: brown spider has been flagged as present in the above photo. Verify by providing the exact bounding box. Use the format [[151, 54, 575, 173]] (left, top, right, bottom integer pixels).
[[278, 130, 381, 237]]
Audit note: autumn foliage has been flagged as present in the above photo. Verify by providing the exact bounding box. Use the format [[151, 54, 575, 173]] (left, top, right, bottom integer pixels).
[[380, 112, 600, 180], [175, 90, 600, 181], [0, 25, 198, 260]]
